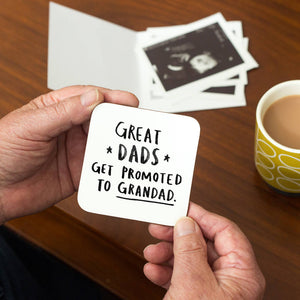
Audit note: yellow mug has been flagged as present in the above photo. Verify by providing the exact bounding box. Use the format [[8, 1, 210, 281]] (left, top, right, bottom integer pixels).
[[255, 80, 300, 195]]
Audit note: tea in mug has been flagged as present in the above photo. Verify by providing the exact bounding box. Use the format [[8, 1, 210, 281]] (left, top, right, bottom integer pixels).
[[263, 95, 300, 149]]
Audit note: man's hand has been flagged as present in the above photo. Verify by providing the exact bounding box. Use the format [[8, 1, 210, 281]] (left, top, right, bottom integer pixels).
[[0, 85, 139, 223], [144, 202, 265, 299]]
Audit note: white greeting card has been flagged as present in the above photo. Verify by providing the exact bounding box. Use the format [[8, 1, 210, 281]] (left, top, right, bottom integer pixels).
[[48, 2, 147, 100], [78, 103, 200, 225]]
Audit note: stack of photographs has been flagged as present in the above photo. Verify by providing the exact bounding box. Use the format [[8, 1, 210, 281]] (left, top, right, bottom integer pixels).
[[138, 13, 258, 112]]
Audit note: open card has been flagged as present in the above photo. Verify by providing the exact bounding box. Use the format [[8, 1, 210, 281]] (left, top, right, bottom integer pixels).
[[48, 2, 147, 100], [78, 103, 200, 225]]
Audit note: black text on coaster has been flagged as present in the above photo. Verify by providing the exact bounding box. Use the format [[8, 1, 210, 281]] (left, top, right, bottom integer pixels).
[[78, 103, 200, 226]]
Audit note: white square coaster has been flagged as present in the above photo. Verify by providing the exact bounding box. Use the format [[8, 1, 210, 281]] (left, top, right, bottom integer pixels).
[[78, 103, 200, 225]]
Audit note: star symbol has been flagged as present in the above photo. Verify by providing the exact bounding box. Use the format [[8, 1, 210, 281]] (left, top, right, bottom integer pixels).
[[107, 146, 112, 154], [164, 154, 170, 162]]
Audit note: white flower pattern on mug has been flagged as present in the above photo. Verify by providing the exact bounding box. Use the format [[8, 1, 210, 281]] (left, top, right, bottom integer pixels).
[[255, 138, 300, 192]]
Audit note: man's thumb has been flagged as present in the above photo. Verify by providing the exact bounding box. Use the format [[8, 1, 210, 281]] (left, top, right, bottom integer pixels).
[[26, 89, 103, 139], [171, 217, 212, 285]]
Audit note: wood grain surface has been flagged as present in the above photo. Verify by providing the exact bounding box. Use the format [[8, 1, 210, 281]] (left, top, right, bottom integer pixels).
[[1, 0, 299, 299]]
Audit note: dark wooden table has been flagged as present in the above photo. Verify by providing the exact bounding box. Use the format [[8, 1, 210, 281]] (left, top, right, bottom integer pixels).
[[1, 0, 299, 299]]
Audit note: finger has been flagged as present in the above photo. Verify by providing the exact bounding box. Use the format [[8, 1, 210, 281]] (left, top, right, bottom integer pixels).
[[144, 242, 173, 264], [65, 125, 88, 189], [207, 240, 219, 266], [187, 203, 266, 298], [148, 223, 174, 242], [143, 263, 172, 289], [26, 86, 138, 110], [49, 85, 111, 102], [82, 120, 90, 135], [171, 217, 217, 286], [103, 90, 139, 107], [15, 89, 103, 141], [188, 202, 256, 268], [23, 85, 110, 110], [17, 86, 138, 141]]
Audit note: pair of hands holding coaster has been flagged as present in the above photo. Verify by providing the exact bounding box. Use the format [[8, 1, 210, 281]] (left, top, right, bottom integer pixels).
[[0, 86, 265, 299]]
